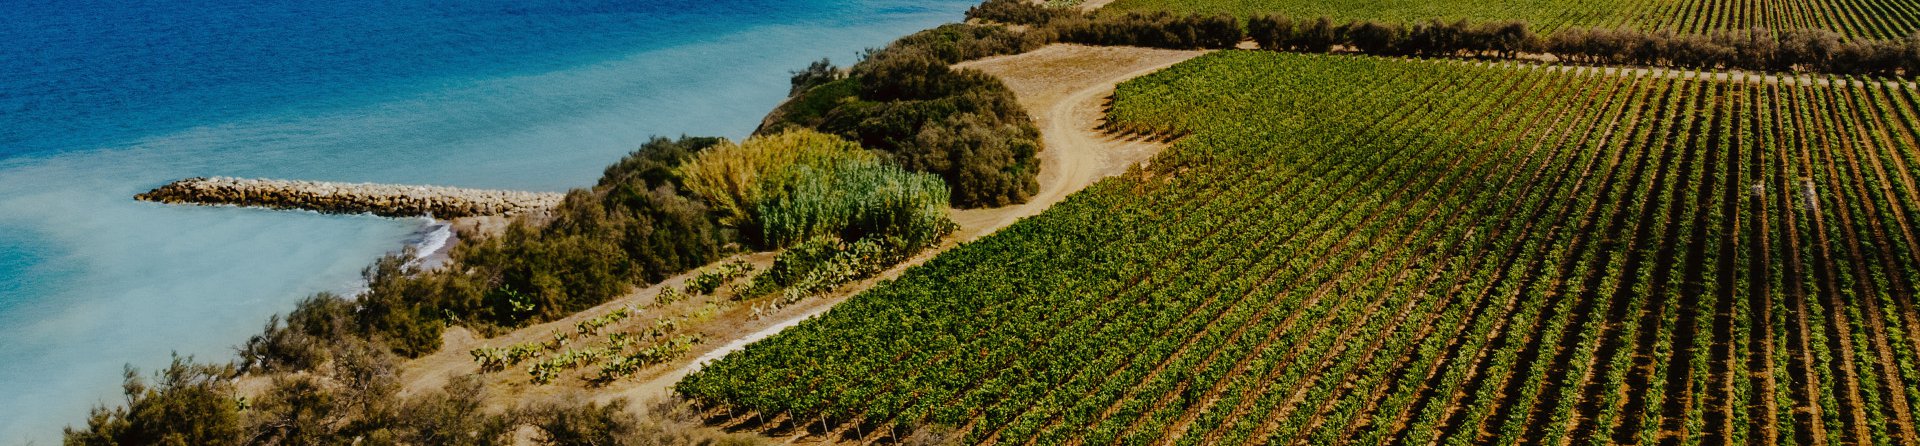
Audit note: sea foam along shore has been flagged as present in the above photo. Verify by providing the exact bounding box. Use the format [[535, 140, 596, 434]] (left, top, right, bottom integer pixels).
[[406, 218, 457, 269], [136, 176, 564, 219]]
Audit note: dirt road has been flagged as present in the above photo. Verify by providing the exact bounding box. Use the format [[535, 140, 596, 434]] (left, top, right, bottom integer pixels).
[[949, 45, 1206, 238]]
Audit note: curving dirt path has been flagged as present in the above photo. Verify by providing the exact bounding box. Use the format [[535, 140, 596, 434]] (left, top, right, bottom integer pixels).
[[948, 45, 1206, 238], [1075, 0, 1120, 11]]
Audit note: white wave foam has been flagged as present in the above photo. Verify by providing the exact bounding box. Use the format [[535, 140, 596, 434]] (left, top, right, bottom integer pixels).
[[408, 218, 454, 264]]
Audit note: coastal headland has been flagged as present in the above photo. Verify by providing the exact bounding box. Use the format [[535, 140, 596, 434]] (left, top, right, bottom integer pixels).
[[135, 176, 563, 219]]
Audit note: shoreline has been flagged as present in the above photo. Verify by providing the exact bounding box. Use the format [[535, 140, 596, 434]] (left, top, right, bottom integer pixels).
[[417, 215, 514, 270], [13, 1, 988, 441]]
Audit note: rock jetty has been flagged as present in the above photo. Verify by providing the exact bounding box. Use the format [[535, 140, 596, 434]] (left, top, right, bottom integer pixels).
[[136, 177, 565, 218]]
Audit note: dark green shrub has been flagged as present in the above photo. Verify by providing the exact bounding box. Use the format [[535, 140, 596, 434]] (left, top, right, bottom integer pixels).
[[756, 159, 953, 249], [239, 292, 354, 373], [759, 78, 859, 135], [596, 135, 726, 192], [740, 236, 847, 297], [392, 376, 513, 446], [65, 357, 244, 446], [788, 58, 842, 97], [966, 0, 1080, 26], [355, 255, 455, 357], [246, 376, 343, 445], [1294, 16, 1338, 52], [1248, 15, 1296, 50], [1052, 12, 1243, 49], [759, 25, 1045, 208], [879, 23, 1051, 64], [519, 398, 637, 446], [1341, 20, 1409, 54]]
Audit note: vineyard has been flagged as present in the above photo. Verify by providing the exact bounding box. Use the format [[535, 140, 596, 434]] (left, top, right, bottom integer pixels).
[[679, 51, 1920, 444], [1102, 0, 1920, 39]]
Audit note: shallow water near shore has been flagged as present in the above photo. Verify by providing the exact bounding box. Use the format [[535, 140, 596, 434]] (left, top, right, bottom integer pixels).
[[0, 0, 973, 441]]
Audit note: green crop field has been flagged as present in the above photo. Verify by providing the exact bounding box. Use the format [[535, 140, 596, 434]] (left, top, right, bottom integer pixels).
[[681, 51, 1920, 444], [1102, 0, 1920, 39]]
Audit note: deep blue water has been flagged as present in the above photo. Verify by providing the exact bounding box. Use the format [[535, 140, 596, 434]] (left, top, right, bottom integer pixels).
[[2, 0, 839, 158], [0, 0, 973, 442]]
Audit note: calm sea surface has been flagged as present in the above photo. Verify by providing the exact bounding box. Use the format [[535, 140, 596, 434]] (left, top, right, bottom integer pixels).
[[0, 0, 973, 441]]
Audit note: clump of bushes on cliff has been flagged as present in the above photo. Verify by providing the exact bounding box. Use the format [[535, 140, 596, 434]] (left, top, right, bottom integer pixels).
[[677, 131, 956, 301], [453, 136, 732, 328], [240, 256, 478, 363], [679, 131, 956, 302], [236, 136, 734, 362], [679, 130, 954, 251], [788, 58, 842, 97], [67, 354, 761, 446], [763, 24, 1043, 208], [71, 349, 495, 445], [882, 23, 1053, 63], [67, 358, 246, 446]]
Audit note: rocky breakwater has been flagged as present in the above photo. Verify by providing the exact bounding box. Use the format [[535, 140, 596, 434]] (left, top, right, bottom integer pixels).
[[136, 177, 565, 218]]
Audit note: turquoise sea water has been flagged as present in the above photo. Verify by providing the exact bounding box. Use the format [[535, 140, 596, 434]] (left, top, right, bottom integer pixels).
[[0, 0, 973, 442]]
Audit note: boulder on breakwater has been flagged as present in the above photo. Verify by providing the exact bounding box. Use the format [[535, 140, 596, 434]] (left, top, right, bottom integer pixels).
[[136, 176, 565, 218]]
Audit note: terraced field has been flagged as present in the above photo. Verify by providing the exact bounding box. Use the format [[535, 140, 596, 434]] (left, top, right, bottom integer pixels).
[[1101, 0, 1920, 39], [679, 51, 1920, 444]]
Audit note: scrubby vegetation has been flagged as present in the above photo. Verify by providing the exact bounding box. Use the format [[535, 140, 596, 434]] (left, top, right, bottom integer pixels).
[[234, 136, 733, 362], [678, 130, 955, 307], [206, 128, 953, 391], [83, 128, 954, 440], [681, 259, 754, 296], [787, 58, 842, 98], [679, 129, 953, 251], [453, 137, 733, 323], [67, 355, 758, 445], [762, 24, 1045, 208], [235, 129, 953, 370], [70, 352, 514, 445], [679, 130, 875, 231], [878, 23, 1053, 65], [466, 283, 721, 386]]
